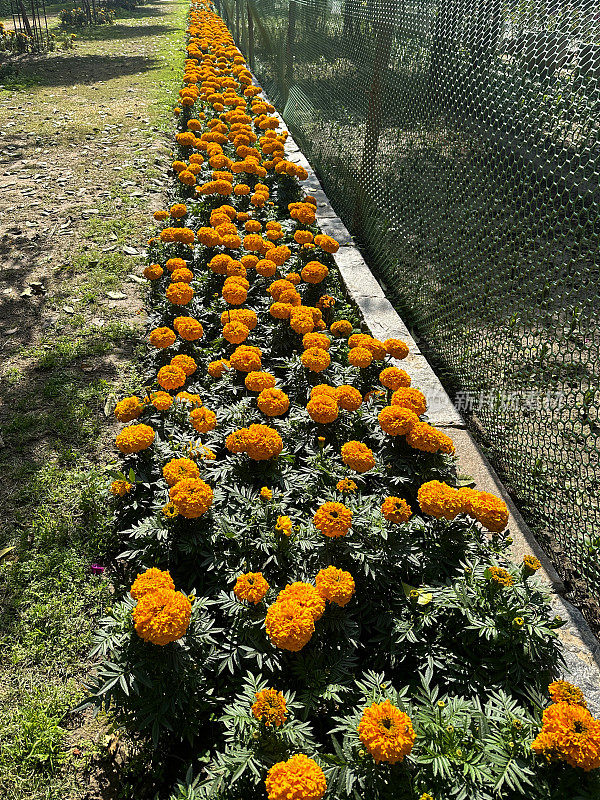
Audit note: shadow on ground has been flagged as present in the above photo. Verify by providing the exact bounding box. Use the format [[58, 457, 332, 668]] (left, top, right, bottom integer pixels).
[[1, 54, 160, 87]]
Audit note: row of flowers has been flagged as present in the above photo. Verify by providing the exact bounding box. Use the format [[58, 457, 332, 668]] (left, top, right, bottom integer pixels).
[[86, 2, 600, 799]]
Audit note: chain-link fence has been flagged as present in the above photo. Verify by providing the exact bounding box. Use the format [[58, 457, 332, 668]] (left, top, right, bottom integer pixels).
[[218, 0, 600, 603]]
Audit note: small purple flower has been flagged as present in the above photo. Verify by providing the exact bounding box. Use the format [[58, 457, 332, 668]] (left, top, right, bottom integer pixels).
[[90, 563, 105, 576]]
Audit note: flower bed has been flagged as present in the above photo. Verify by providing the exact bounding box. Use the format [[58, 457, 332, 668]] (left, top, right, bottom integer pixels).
[[84, 2, 600, 798]]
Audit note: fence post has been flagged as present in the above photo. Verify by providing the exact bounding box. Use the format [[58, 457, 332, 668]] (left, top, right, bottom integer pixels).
[[17, 0, 33, 37], [353, 17, 394, 235], [285, 0, 297, 104], [247, 2, 255, 71]]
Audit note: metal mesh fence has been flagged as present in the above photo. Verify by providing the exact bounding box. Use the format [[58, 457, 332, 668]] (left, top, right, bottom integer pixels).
[[220, 0, 600, 602]]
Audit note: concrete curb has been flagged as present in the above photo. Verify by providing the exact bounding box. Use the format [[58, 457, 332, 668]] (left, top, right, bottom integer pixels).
[[265, 90, 600, 711]]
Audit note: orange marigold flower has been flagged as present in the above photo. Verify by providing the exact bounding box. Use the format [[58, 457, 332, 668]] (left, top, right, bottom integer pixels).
[[133, 588, 191, 646], [301, 347, 330, 372], [234, 571, 269, 604], [256, 258, 277, 277], [436, 429, 455, 455], [170, 203, 187, 219], [405, 421, 444, 453], [336, 477, 357, 493], [289, 308, 315, 335], [115, 423, 155, 454], [468, 491, 509, 532], [222, 282, 247, 305], [169, 477, 214, 518], [258, 388, 290, 416], [162, 457, 200, 486], [243, 233, 263, 251], [549, 681, 586, 707], [531, 701, 600, 771], [110, 479, 133, 497], [130, 567, 174, 600], [165, 258, 187, 273], [348, 346, 373, 368], [173, 316, 204, 341], [313, 501, 352, 538], [157, 364, 186, 391], [348, 333, 371, 349], [221, 308, 257, 330], [382, 496, 412, 524], [277, 582, 325, 621], [306, 395, 338, 424], [311, 383, 338, 400], [391, 387, 427, 417], [230, 345, 262, 373], [330, 319, 353, 338], [268, 278, 295, 300], [197, 227, 221, 247], [222, 321, 248, 345], [378, 405, 419, 436], [315, 566, 355, 607], [317, 294, 335, 310], [153, 210, 168, 221], [252, 688, 287, 727], [265, 755, 326, 800], [170, 267, 194, 283], [149, 326, 176, 349], [301, 260, 329, 284], [276, 515, 293, 535], [294, 229, 313, 245], [245, 371, 276, 392], [379, 367, 411, 391], [143, 264, 163, 280], [208, 359, 230, 378], [114, 395, 145, 423], [418, 480, 462, 520], [341, 440, 375, 473], [358, 700, 415, 764], [280, 288, 302, 306], [385, 338, 409, 359], [260, 487, 273, 501], [365, 338, 387, 359], [314, 234, 339, 253], [172, 227, 195, 245], [170, 354, 197, 377], [148, 391, 173, 411], [190, 406, 217, 433], [302, 332, 331, 351], [265, 599, 315, 652], [336, 385, 362, 412], [266, 245, 291, 266], [487, 566, 514, 587], [226, 429, 247, 454], [244, 424, 284, 460], [270, 301, 291, 320], [166, 281, 194, 306], [208, 254, 233, 275], [523, 554, 542, 575]]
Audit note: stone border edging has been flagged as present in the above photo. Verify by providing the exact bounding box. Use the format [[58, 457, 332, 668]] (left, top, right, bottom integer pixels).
[[276, 115, 600, 712]]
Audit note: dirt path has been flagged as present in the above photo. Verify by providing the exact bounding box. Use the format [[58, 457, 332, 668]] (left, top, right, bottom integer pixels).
[[0, 4, 187, 798], [0, 0, 187, 533]]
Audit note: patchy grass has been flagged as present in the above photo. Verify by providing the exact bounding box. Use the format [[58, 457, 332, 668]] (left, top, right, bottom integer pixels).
[[0, 2, 188, 797]]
